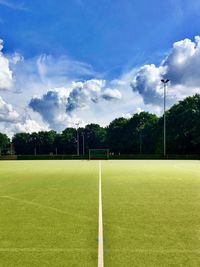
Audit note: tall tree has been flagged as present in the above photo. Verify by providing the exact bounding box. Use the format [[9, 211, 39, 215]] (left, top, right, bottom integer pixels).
[[0, 133, 10, 155], [84, 124, 107, 152], [163, 94, 200, 154], [59, 128, 77, 154], [107, 118, 129, 153], [125, 112, 159, 154], [12, 133, 31, 155]]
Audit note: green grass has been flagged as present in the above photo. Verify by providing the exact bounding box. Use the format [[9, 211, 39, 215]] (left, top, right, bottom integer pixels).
[[0, 161, 98, 266], [0, 160, 200, 266], [102, 160, 200, 266]]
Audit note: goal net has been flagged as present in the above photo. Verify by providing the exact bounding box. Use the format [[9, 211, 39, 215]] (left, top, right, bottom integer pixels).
[[89, 149, 109, 160]]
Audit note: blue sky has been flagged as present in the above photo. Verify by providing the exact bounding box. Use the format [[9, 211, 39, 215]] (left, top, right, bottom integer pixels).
[[0, 0, 200, 135], [1, 0, 200, 75]]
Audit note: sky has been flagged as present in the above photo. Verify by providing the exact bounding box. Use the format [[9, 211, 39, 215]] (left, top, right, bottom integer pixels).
[[0, 0, 200, 136]]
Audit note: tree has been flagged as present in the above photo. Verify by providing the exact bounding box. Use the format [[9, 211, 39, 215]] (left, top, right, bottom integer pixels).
[[0, 133, 10, 155], [84, 124, 107, 152], [125, 112, 159, 154], [107, 118, 128, 153], [12, 133, 31, 155], [59, 128, 77, 154], [162, 94, 200, 154], [35, 131, 57, 154]]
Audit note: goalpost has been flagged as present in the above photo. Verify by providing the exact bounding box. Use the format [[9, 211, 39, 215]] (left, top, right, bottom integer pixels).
[[89, 149, 109, 160]]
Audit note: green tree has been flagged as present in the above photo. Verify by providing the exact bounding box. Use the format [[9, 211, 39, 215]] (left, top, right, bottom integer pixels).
[[125, 112, 159, 154], [12, 133, 30, 155], [162, 94, 200, 154], [59, 128, 77, 154], [0, 133, 10, 155], [107, 118, 128, 153], [84, 124, 107, 152]]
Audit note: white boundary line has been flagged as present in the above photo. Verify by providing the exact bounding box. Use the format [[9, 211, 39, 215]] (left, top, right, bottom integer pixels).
[[0, 248, 200, 254], [98, 160, 104, 267]]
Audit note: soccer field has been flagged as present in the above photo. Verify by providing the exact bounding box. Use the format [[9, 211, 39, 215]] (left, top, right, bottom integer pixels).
[[0, 160, 200, 266]]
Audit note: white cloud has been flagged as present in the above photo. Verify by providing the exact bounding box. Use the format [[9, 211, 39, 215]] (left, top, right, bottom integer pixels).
[[29, 80, 122, 131], [1, 36, 200, 136], [102, 88, 122, 101], [0, 96, 49, 137], [66, 79, 104, 112], [0, 40, 13, 90], [131, 36, 200, 106], [13, 119, 49, 134], [36, 54, 98, 84], [0, 96, 19, 122], [29, 87, 70, 131], [122, 113, 132, 119]]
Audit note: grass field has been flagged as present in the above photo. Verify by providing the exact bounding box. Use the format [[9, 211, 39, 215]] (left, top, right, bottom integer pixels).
[[103, 160, 200, 266], [0, 161, 98, 266], [0, 160, 200, 266]]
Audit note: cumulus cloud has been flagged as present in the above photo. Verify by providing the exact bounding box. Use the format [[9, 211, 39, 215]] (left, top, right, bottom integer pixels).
[[0, 39, 13, 90], [0, 96, 48, 137], [66, 79, 122, 112], [66, 79, 103, 112], [29, 80, 122, 131], [102, 88, 122, 101], [0, 96, 19, 122], [29, 87, 73, 131], [131, 36, 200, 106], [13, 119, 49, 134], [1, 118, 49, 138]]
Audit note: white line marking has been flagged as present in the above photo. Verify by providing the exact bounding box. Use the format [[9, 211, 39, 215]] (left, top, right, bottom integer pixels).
[[0, 248, 199, 254], [0, 248, 96, 252], [98, 160, 104, 267], [0, 195, 94, 222]]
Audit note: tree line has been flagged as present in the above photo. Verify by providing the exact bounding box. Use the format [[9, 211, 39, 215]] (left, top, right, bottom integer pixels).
[[0, 94, 199, 155]]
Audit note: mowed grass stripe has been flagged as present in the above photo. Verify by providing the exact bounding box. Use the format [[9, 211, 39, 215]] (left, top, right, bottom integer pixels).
[[0, 160, 99, 267], [103, 160, 200, 267]]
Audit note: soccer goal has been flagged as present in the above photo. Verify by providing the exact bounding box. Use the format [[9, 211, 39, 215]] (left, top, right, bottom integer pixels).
[[89, 149, 109, 160]]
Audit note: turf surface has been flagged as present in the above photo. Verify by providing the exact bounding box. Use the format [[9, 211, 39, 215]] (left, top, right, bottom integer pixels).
[[0, 161, 98, 266], [102, 160, 200, 266], [0, 160, 200, 266]]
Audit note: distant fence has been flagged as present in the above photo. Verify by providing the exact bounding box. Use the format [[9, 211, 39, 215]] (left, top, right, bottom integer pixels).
[[109, 154, 200, 160], [0, 155, 18, 160], [0, 154, 200, 160], [17, 155, 87, 160]]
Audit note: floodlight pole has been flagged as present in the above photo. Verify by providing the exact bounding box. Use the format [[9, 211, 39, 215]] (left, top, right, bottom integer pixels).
[[161, 79, 169, 157], [76, 123, 79, 156]]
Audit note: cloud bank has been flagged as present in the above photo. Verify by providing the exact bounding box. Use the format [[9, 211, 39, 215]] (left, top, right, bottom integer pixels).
[[1, 36, 200, 136]]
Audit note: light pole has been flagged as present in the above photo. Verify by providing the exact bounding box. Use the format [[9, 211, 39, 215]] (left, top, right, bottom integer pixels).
[[161, 79, 169, 157], [75, 123, 79, 156]]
